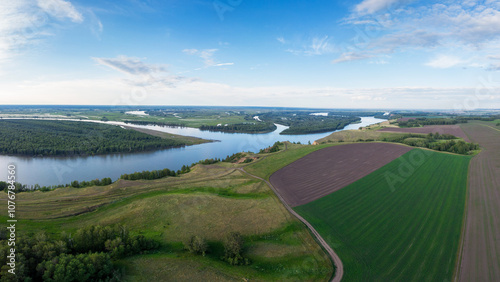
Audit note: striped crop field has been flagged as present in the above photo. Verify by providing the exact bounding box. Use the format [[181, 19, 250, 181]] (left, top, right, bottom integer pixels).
[[294, 149, 471, 281]]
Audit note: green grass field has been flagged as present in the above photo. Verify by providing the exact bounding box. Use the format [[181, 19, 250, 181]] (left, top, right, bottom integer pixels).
[[294, 149, 471, 281], [1, 162, 332, 281]]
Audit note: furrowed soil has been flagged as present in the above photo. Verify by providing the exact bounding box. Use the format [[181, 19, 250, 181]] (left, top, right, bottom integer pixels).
[[269, 143, 412, 207], [458, 121, 500, 282]]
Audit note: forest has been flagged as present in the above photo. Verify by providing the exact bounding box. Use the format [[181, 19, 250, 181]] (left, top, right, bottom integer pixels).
[[395, 117, 463, 127], [395, 116, 499, 127], [0, 225, 158, 280], [0, 120, 188, 156], [257, 112, 361, 134], [381, 132, 479, 155], [199, 122, 277, 133]]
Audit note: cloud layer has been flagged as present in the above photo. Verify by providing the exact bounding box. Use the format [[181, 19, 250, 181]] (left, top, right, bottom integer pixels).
[[334, 0, 500, 70], [0, 0, 84, 64]]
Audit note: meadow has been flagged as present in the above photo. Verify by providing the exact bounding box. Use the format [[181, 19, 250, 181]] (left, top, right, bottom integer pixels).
[[0, 160, 332, 281], [294, 149, 471, 281]]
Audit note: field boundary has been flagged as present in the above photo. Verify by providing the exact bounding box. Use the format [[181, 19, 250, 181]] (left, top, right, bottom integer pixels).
[[454, 157, 472, 282], [238, 167, 343, 282]]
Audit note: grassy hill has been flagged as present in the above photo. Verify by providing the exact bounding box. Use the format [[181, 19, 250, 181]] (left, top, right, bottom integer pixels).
[[1, 158, 332, 281]]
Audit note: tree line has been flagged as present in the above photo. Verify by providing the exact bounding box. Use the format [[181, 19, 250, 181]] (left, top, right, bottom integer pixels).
[[0, 225, 158, 281], [0, 120, 187, 156], [0, 176, 114, 193], [382, 132, 479, 155], [199, 122, 277, 133], [395, 116, 499, 128], [123, 120, 185, 127], [257, 112, 361, 135], [396, 118, 463, 127]]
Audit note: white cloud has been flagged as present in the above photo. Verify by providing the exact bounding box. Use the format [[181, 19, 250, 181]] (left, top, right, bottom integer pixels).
[[0, 0, 86, 67], [339, 1, 500, 68], [183, 48, 233, 68], [332, 52, 372, 63], [0, 0, 40, 60], [182, 48, 198, 55], [354, 0, 400, 15], [307, 36, 335, 55], [93, 56, 196, 88], [199, 49, 218, 66], [3, 75, 499, 109], [93, 56, 166, 75], [425, 55, 464, 69], [213, 62, 234, 67], [37, 0, 83, 23], [277, 37, 286, 44], [286, 36, 335, 56]]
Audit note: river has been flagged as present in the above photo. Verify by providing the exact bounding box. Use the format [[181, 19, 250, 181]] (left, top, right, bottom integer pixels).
[[0, 117, 384, 186]]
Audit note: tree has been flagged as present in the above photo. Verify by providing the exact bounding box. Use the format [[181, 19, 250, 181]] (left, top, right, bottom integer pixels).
[[223, 232, 249, 265], [39, 252, 115, 281], [184, 235, 208, 256]]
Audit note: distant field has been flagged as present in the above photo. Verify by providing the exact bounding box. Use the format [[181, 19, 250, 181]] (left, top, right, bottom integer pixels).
[[378, 125, 470, 141], [270, 143, 412, 206], [399, 115, 450, 121], [459, 121, 500, 281], [294, 149, 471, 281]]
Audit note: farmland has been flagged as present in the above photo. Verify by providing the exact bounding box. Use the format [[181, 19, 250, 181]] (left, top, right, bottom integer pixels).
[[378, 124, 470, 141], [269, 143, 412, 206], [458, 121, 500, 281], [0, 105, 381, 135], [0, 160, 333, 281], [293, 149, 471, 281]]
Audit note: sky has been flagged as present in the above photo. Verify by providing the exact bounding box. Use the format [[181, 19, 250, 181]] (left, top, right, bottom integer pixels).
[[1, 0, 500, 110]]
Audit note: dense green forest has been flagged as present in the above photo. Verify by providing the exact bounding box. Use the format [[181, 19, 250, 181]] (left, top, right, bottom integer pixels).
[[199, 122, 277, 133], [123, 120, 185, 127], [394, 116, 499, 127], [0, 120, 188, 156], [395, 117, 463, 127], [0, 225, 158, 280], [257, 112, 361, 134], [381, 132, 479, 155]]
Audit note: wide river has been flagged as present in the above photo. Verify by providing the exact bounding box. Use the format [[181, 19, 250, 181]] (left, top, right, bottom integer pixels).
[[0, 117, 384, 186]]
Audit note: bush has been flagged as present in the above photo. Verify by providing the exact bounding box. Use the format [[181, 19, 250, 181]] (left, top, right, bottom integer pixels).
[[184, 235, 208, 256], [223, 232, 249, 266], [242, 158, 253, 163]]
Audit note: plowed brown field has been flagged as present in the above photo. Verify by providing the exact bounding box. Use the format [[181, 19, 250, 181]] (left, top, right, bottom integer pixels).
[[269, 143, 412, 207], [379, 125, 470, 141], [458, 122, 500, 282]]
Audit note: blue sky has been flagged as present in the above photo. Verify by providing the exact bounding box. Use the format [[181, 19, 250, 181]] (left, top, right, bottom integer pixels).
[[1, 0, 500, 109]]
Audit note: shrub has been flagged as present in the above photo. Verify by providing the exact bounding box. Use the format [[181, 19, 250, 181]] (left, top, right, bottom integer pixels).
[[223, 232, 249, 265], [184, 235, 208, 256]]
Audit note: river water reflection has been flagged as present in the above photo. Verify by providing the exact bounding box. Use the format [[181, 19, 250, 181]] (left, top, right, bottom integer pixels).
[[0, 117, 385, 186]]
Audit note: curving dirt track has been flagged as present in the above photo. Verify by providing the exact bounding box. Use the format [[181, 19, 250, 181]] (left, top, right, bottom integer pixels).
[[379, 125, 470, 142], [239, 168, 343, 282], [269, 143, 412, 207], [458, 122, 500, 282]]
